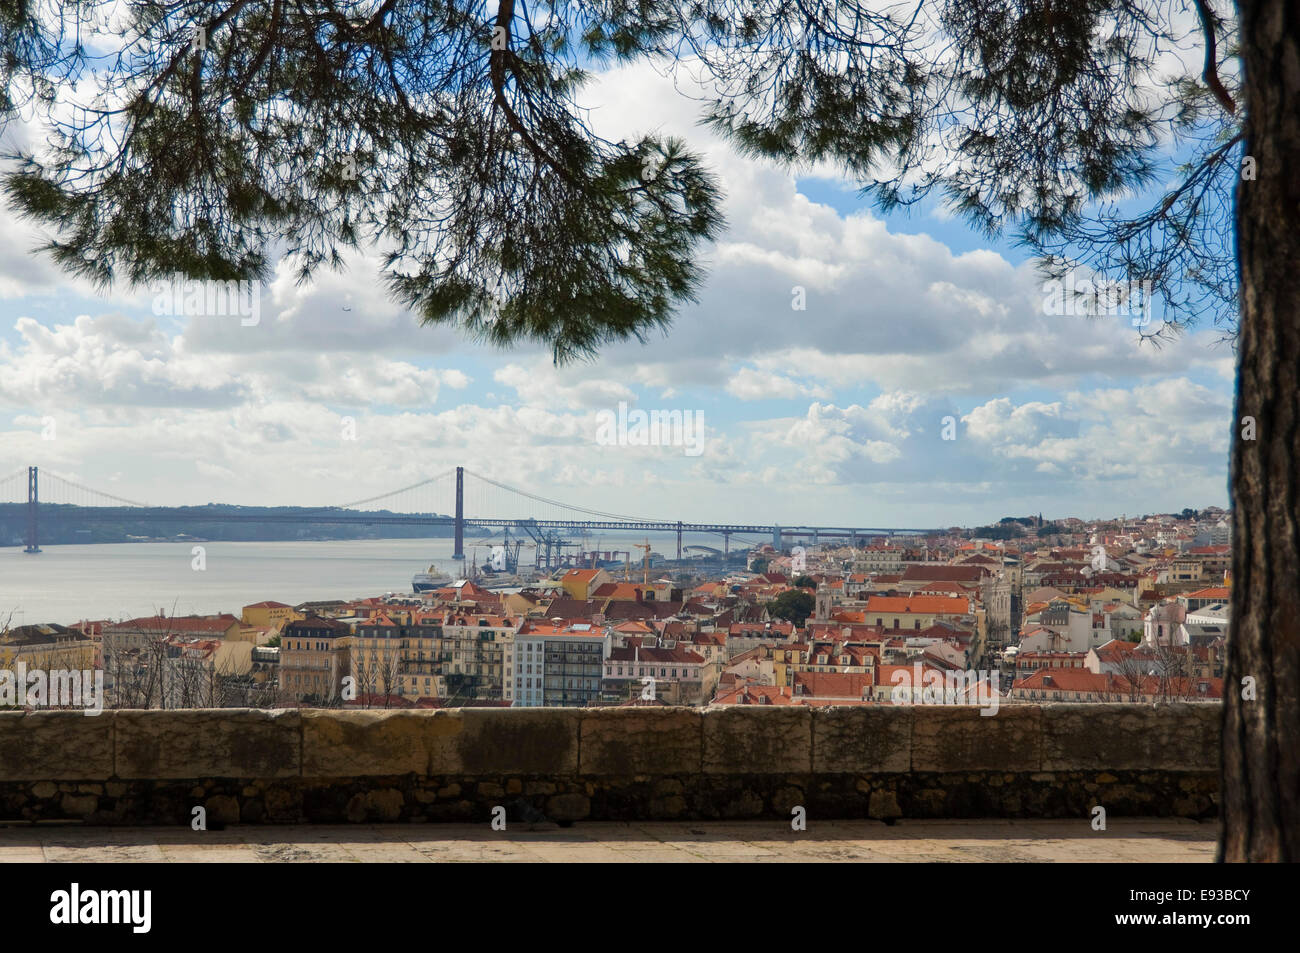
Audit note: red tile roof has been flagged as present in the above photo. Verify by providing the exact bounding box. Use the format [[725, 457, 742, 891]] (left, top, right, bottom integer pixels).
[[791, 671, 873, 699], [900, 565, 987, 583], [865, 595, 971, 615], [1013, 669, 1223, 699]]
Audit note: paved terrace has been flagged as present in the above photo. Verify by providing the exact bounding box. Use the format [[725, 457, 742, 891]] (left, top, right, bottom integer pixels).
[[0, 819, 1216, 863]]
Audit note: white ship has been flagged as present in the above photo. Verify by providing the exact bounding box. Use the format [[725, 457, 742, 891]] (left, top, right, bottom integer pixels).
[[412, 563, 453, 593]]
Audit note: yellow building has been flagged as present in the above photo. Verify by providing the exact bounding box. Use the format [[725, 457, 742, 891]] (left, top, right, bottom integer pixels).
[[280, 616, 350, 703], [559, 568, 613, 601], [241, 601, 303, 631], [0, 623, 96, 672], [767, 643, 810, 688], [862, 595, 974, 630]]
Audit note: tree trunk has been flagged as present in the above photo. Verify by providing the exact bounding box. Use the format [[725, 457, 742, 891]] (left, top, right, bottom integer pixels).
[[1222, 0, 1300, 862]]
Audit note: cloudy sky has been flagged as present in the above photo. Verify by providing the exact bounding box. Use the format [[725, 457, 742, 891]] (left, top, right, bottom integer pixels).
[[0, 59, 1234, 529]]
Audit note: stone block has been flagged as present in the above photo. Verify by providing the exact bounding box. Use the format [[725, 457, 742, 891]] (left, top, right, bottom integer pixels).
[[702, 706, 811, 775], [0, 711, 113, 781], [116, 709, 299, 779], [546, 792, 591, 822], [1041, 703, 1219, 771], [301, 709, 454, 777], [812, 706, 912, 773], [204, 794, 241, 826], [579, 707, 701, 776], [431, 708, 580, 776], [911, 705, 1042, 772]]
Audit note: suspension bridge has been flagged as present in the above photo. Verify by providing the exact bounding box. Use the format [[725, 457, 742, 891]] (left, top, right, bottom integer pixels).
[[0, 466, 942, 566]]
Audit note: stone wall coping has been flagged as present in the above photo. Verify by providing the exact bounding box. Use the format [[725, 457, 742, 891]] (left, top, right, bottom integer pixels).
[[0, 704, 1220, 782]]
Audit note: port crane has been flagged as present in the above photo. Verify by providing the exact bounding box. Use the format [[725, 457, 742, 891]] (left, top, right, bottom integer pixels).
[[634, 539, 652, 585]]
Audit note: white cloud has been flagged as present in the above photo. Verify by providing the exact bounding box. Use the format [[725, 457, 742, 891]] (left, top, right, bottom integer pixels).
[[579, 62, 1232, 397], [724, 367, 830, 401], [493, 360, 635, 410], [0, 311, 471, 412], [0, 57, 1235, 525]]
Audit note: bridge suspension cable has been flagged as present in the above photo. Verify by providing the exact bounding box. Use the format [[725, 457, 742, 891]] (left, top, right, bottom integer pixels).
[[317, 469, 457, 512], [463, 469, 671, 524], [42, 471, 152, 508]]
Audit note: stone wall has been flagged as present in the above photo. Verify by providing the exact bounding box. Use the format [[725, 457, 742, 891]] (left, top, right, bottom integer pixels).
[[0, 705, 1220, 824]]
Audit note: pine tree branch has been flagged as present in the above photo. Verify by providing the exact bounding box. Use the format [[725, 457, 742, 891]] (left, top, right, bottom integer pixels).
[[489, 0, 579, 188], [1194, 0, 1236, 115]]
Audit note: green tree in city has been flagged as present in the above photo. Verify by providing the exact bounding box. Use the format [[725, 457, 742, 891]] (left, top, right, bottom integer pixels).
[[767, 588, 815, 626]]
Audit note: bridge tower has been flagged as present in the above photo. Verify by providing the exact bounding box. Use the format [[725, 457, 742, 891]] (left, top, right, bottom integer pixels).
[[24, 466, 40, 553], [453, 466, 465, 561]]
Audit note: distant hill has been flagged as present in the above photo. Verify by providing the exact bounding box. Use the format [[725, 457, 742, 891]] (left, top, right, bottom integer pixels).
[[0, 502, 460, 545]]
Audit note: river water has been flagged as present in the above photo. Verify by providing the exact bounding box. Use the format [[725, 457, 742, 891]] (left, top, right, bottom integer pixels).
[[0, 532, 753, 625]]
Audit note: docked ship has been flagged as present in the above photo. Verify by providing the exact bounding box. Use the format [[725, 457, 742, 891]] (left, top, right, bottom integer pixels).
[[412, 563, 453, 593]]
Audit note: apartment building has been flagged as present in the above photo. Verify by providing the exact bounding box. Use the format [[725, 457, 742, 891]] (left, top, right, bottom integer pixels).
[[102, 613, 240, 670], [602, 642, 708, 704], [853, 546, 904, 573], [514, 621, 608, 707], [0, 623, 96, 672], [437, 613, 520, 704], [725, 621, 797, 658], [1019, 599, 1117, 652], [158, 636, 253, 708], [862, 594, 973, 631], [1012, 668, 1222, 702], [101, 613, 243, 702], [1179, 587, 1230, 613], [280, 616, 350, 703], [1168, 556, 1205, 583]]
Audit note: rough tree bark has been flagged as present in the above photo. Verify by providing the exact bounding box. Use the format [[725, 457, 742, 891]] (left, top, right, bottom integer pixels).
[[1221, 0, 1300, 863]]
